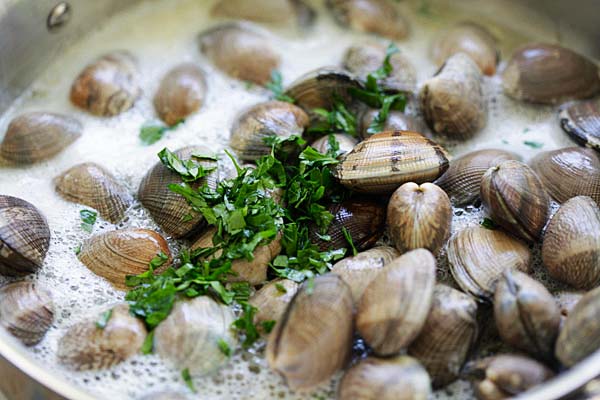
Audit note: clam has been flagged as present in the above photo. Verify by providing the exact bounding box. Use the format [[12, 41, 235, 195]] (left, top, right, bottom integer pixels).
[[326, 0, 409, 40], [153, 63, 207, 126], [0, 281, 54, 346], [331, 245, 399, 303], [197, 23, 280, 86], [230, 101, 309, 161], [555, 285, 600, 367], [0, 195, 51, 277], [0, 112, 82, 164], [191, 227, 281, 286], [560, 98, 600, 151], [359, 109, 429, 140], [211, 0, 315, 27], [138, 146, 219, 238], [502, 43, 600, 104], [338, 355, 431, 400], [249, 279, 299, 326], [309, 198, 386, 252], [154, 296, 236, 375], [58, 304, 146, 370], [335, 131, 450, 194], [407, 284, 478, 388], [78, 228, 171, 290], [447, 225, 532, 301], [467, 354, 554, 399], [310, 133, 358, 157], [493, 270, 560, 361], [542, 196, 600, 289], [266, 274, 353, 390], [387, 182, 452, 255], [54, 162, 133, 223], [357, 249, 436, 355], [431, 22, 498, 76], [435, 149, 520, 206], [70, 51, 140, 116], [530, 147, 600, 204], [420, 53, 486, 140], [343, 42, 416, 93], [480, 160, 549, 243]]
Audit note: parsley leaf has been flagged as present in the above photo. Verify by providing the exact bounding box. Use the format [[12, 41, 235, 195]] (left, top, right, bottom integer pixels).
[[274, 283, 287, 294], [342, 227, 358, 256], [181, 368, 196, 393], [265, 70, 295, 103], [139, 120, 184, 145], [158, 148, 217, 182], [523, 140, 544, 149], [481, 218, 498, 230], [261, 320, 276, 333], [141, 330, 155, 355], [309, 96, 357, 136], [95, 309, 113, 329], [233, 302, 260, 348], [217, 338, 232, 357], [79, 209, 97, 233]]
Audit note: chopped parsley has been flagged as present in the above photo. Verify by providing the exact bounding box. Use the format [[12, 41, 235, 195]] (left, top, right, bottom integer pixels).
[[73, 244, 82, 255], [79, 209, 97, 233], [139, 120, 185, 145], [481, 218, 498, 230], [266, 70, 295, 103], [523, 140, 544, 149], [309, 97, 358, 137], [233, 303, 260, 348], [157, 148, 217, 182], [217, 338, 232, 357], [342, 227, 358, 256], [95, 309, 113, 330], [274, 283, 287, 294], [181, 368, 196, 393], [261, 320, 276, 333], [141, 330, 155, 355]]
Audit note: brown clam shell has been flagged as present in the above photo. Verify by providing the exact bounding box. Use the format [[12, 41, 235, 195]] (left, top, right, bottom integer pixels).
[[530, 147, 600, 204], [0, 195, 51, 277], [78, 228, 171, 290], [153, 63, 206, 126], [335, 131, 450, 194], [502, 43, 600, 104], [266, 274, 354, 390], [435, 149, 520, 206], [447, 225, 532, 301], [326, 0, 409, 40], [197, 23, 280, 86], [249, 279, 299, 326], [70, 51, 140, 116], [310, 133, 358, 157], [138, 146, 218, 239], [560, 98, 600, 152], [431, 22, 498, 76], [54, 162, 133, 223], [211, 0, 315, 26], [542, 196, 600, 290], [480, 160, 549, 243], [387, 182, 452, 255], [408, 284, 478, 388], [0, 112, 82, 164], [359, 109, 430, 140], [0, 281, 54, 346], [357, 249, 436, 356], [420, 52, 486, 140]]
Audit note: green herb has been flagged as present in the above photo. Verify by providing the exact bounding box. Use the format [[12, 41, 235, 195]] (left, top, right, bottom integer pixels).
[[217, 338, 232, 357], [95, 309, 113, 329], [181, 368, 196, 393], [274, 283, 287, 294], [79, 209, 97, 233], [141, 330, 154, 354], [139, 120, 184, 145], [501, 139, 509, 145], [342, 227, 358, 256], [266, 70, 295, 103], [158, 148, 217, 182], [310, 97, 358, 136], [261, 320, 276, 333], [74, 244, 82, 255], [522, 127, 530, 134], [418, 0, 432, 15], [481, 218, 497, 230], [523, 140, 544, 149], [233, 303, 260, 348]]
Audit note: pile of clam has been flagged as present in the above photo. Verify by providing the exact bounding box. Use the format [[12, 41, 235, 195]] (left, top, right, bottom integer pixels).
[[1, 0, 600, 399]]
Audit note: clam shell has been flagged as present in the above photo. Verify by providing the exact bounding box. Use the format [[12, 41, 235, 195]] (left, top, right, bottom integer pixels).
[[54, 162, 133, 223], [359, 109, 430, 140], [154, 296, 236, 375], [57, 304, 146, 371], [420, 53, 486, 140], [197, 23, 280, 85], [335, 131, 450, 194], [435, 149, 520, 205], [530, 147, 600, 204], [0, 281, 54, 346], [357, 249, 436, 355], [493, 270, 560, 361], [387, 182, 452, 255], [447, 225, 532, 301], [326, 0, 409, 39], [0, 195, 51, 277], [310, 133, 358, 157], [407, 284, 478, 388], [502, 43, 600, 104], [331, 245, 399, 303], [138, 146, 219, 238], [70, 51, 140, 116], [542, 196, 600, 289], [78, 228, 171, 290], [0, 112, 82, 164], [555, 285, 600, 367], [230, 101, 309, 161], [431, 22, 498, 76], [338, 355, 431, 400], [211, 0, 315, 26], [560, 98, 600, 151], [249, 279, 299, 326], [480, 160, 549, 243], [153, 63, 206, 126], [266, 274, 353, 390]]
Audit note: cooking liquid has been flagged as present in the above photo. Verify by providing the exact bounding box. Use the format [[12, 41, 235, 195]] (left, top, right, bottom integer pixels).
[[0, 0, 594, 398]]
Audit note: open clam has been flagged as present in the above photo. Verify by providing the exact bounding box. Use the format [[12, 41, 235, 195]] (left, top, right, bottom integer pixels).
[[211, 0, 315, 26], [0, 195, 51, 277], [560, 98, 600, 152]]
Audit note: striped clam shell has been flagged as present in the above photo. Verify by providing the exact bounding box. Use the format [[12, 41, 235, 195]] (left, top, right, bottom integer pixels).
[[335, 131, 449, 194], [560, 98, 600, 151], [54, 162, 133, 223]]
